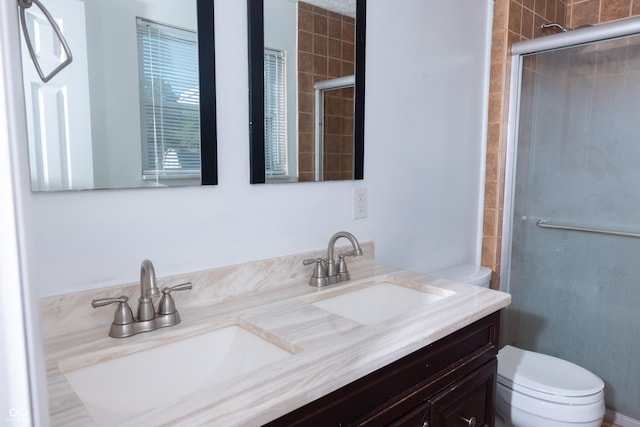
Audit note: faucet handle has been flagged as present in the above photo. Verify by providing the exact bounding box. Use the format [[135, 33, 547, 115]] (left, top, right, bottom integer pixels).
[[303, 258, 329, 287], [157, 282, 192, 315], [92, 295, 128, 308], [92, 296, 134, 323], [155, 282, 192, 328], [336, 253, 351, 281], [91, 296, 135, 338]]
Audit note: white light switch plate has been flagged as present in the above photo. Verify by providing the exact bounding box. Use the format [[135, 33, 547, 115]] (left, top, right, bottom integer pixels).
[[353, 187, 367, 219]]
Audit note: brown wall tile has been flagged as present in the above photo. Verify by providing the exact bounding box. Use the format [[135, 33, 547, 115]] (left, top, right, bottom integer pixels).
[[328, 17, 341, 39], [328, 58, 342, 78], [556, 2, 567, 24], [342, 20, 355, 43], [298, 3, 356, 179], [494, 0, 510, 32], [299, 8, 313, 32], [314, 34, 328, 56], [546, 0, 557, 20], [523, 0, 535, 12], [484, 208, 498, 237], [328, 38, 342, 58], [522, 7, 535, 38], [509, 1, 523, 32], [569, 0, 600, 28], [601, 0, 632, 22], [492, 30, 507, 60], [299, 92, 314, 114], [313, 13, 327, 35], [535, 0, 547, 17], [299, 31, 313, 53], [342, 61, 354, 75], [299, 52, 314, 74], [313, 54, 327, 76]]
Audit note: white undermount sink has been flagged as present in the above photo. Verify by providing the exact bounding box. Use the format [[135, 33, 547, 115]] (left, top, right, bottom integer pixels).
[[62, 324, 294, 426], [311, 281, 454, 325]]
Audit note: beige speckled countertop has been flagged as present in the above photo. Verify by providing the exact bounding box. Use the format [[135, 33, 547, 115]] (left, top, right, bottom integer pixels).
[[42, 243, 511, 427]]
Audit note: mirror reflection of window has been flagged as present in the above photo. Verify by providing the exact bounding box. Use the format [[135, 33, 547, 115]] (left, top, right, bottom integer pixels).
[[264, 48, 288, 178], [136, 18, 201, 181]]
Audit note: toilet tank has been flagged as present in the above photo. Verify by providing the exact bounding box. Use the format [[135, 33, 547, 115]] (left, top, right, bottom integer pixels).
[[430, 264, 492, 288]]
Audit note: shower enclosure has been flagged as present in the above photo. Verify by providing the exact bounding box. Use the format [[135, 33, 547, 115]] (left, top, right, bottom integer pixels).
[[314, 75, 355, 181], [503, 19, 640, 422]]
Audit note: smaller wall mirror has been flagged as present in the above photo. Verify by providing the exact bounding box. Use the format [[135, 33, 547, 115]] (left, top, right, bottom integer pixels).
[[248, 0, 366, 184], [18, 0, 217, 191]]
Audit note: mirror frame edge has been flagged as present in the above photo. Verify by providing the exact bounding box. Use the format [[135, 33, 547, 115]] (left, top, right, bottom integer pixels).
[[198, 0, 219, 185], [247, 0, 365, 184], [354, 0, 365, 180], [247, 0, 266, 184]]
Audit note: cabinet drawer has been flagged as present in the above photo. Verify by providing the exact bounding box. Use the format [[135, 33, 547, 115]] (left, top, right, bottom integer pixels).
[[264, 312, 500, 427], [428, 359, 497, 427], [387, 402, 429, 427]]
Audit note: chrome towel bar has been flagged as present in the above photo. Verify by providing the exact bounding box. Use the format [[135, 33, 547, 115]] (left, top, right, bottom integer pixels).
[[536, 219, 640, 239]]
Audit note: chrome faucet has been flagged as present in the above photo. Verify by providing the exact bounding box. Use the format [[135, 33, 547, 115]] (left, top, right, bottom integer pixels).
[[92, 260, 192, 338], [304, 231, 363, 287]]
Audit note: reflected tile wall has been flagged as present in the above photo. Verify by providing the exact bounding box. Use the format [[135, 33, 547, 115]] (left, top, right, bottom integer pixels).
[[297, 2, 355, 182], [322, 86, 354, 180]]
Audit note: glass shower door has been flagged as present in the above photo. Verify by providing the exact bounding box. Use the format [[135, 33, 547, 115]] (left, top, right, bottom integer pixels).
[[506, 34, 640, 420]]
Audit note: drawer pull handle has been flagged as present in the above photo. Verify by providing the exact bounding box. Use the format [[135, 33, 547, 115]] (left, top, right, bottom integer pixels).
[[459, 416, 476, 427]]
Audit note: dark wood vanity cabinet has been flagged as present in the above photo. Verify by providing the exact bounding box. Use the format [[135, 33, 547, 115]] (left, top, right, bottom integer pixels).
[[264, 311, 500, 427]]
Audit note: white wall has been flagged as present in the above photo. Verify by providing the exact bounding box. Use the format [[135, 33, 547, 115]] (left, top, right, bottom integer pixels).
[[2, 0, 491, 420], [1, 2, 47, 424], [366, 0, 492, 273], [15, 0, 492, 297]]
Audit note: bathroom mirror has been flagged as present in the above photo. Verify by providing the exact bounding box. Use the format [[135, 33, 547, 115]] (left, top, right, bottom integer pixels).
[[248, 0, 366, 183], [19, 0, 217, 191]]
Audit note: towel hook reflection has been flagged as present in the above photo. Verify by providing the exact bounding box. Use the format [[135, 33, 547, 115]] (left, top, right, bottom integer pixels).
[[17, 0, 73, 82]]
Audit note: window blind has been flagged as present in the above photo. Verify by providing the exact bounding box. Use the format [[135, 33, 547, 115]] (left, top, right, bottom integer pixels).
[[136, 17, 200, 179], [264, 48, 287, 177]]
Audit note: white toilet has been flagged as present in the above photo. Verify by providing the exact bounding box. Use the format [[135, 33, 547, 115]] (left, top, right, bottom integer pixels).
[[431, 264, 606, 427]]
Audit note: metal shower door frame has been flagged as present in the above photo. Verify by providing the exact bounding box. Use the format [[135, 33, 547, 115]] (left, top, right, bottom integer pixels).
[[500, 16, 640, 293]]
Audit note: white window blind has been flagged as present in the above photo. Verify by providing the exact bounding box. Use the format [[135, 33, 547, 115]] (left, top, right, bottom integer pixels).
[[136, 18, 200, 179], [264, 48, 287, 177]]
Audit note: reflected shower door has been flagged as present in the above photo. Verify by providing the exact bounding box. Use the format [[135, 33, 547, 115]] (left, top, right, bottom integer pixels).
[[507, 35, 640, 419]]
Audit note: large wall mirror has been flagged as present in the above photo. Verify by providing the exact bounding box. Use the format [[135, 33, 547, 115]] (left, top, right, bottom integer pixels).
[[248, 0, 366, 184], [18, 0, 217, 191]]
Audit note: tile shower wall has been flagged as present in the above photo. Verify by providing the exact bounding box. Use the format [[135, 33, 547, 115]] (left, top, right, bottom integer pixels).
[[567, 0, 640, 28], [483, 0, 567, 288], [297, 2, 355, 181], [483, 0, 640, 288], [322, 86, 354, 180]]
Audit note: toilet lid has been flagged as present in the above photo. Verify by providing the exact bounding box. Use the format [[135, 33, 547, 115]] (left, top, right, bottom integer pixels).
[[497, 345, 604, 397]]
